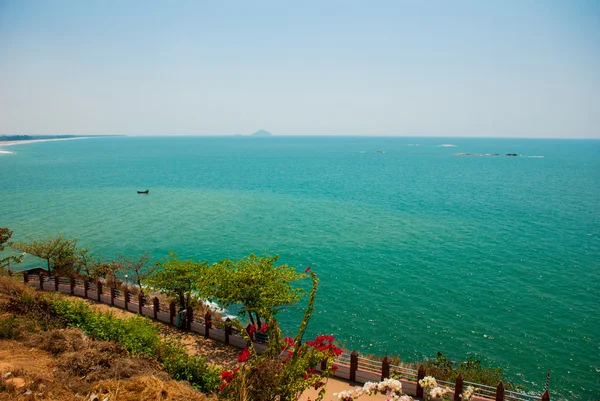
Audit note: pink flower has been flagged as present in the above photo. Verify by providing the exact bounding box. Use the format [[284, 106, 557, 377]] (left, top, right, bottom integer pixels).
[[305, 266, 311, 272]]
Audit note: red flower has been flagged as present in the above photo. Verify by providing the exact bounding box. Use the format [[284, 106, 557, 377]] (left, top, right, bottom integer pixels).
[[238, 347, 250, 363], [248, 324, 256, 336], [305, 266, 311, 272], [332, 365, 339, 372], [219, 382, 228, 392], [259, 323, 269, 333]]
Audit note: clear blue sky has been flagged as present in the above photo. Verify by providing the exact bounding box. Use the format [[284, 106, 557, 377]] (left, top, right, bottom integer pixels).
[[0, 0, 598, 137]]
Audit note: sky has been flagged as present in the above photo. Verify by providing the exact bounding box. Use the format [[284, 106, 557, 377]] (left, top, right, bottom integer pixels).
[[0, 0, 599, 138]]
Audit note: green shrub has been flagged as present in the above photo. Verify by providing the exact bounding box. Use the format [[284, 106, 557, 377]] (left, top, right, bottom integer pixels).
[[0, 315, 19, 339], [158, 341, 221, 392], [420, 352, 522, 391]]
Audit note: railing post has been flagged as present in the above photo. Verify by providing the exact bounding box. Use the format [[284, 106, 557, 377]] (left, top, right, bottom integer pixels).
[[246, 324, 254, 342], [495, 381, 505, 401], [124, 288, 129, 311], [541, 390, 550, 401], [54, 275, 60, 291], [138, 293, 143, 315], [416, 365, 425, 398], [381, 356, 390, 381], [169, 302, 176, 325], [70, 276, 75, 294], [454, 373, 464, 401], [205, 311, 212, 337], [349, 350, 358, 382], [97, 281, 102, 302], [186, 306, 193, 330], [110, 287, 115, 306], [23, 272, 28, 283], [224, 317, 232, 345], [84, 280, 88, 298], [153, 297, 159, 320], [39, 274, 44, 290]]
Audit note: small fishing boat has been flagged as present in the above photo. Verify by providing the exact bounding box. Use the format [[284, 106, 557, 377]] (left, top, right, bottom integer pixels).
[[137, 190, 149, 194]]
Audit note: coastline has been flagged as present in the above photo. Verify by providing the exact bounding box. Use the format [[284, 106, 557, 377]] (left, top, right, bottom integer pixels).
[[0, 137, 89, 147]]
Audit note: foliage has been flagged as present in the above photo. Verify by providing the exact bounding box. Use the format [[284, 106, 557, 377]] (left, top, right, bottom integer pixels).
[[0, 280, 220, 393], [417, 352, 521, 391], [218, 271, 341, 401], [158, 341, 222, 392], [0, 314, 19, 339], [213, 254, 306, 326], [0, 227, 25, 272], [10, 235, 78, 274], [147, 251, 215, 310], [118, 252, 155, 291]]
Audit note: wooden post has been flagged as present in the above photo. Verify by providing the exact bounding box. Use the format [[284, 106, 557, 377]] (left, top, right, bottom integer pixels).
[[97, 281, 102, 302], [416, 365, 425, 398], [84, 280, 88, 298], [124, 288, 129, 311], [54, 275, 60, 291], [138, 293, 143, 315], [454, 373, 464, 401], [381, 356, 390, 381], [169, 302, 176, 326], [110, 287, 115, 306], [224, 317, 232, 345], [541, 390, 550, 401], [186, 306, 193, 330], [321, 359, 327, 372], [495, 381, 505, 401], [70, 276, 75, 294], [204, 311, 212, 337], [39, 274, 44, 290], [23, 272, 28, 283], [349, 350, 358, 382], [246, 324, 254, 341], [153, 297, 159, 320]]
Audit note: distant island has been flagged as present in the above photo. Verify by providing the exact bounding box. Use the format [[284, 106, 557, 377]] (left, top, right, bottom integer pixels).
[[250, 130, 272, 137]]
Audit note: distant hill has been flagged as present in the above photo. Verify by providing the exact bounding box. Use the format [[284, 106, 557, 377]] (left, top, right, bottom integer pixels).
[[250, 130, 272, 137]]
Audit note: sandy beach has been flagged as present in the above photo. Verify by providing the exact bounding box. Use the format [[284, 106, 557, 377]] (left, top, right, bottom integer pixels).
[[0, 137, 88, 147]]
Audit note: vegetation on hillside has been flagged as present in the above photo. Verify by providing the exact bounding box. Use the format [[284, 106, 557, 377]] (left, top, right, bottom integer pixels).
[[0, 226, 526, 398], [0, 276, 221, 393]]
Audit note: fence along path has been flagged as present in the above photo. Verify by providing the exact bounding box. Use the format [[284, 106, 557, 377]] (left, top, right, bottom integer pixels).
[[22, 273, 549, 401]]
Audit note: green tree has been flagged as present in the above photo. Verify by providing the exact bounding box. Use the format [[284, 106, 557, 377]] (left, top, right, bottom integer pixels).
[[0, 228, 25, 272], [10, 235, 78, 275], [147, 251, 215, 310], [117, 252, 155, 292], [218, 271, 342, 401], [213, 254, 307, 327]]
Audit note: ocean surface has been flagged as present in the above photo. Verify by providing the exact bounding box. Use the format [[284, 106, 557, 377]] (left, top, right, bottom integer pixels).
[[0, 136, 598, 400]]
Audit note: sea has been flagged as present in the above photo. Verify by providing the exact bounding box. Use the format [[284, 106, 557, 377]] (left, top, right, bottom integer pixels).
[[0, 136, 598, 400]]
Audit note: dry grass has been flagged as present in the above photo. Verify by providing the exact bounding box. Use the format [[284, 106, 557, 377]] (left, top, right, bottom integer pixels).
[[0, 278, 218, 400], [92, 375, 215, 401]]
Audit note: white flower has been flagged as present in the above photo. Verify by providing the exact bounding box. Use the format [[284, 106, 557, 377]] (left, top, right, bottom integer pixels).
[[460, 386, 476, 401], [430, 386, 448, 398], [418, 376, 438, 390], [335, 390, 356, 401]]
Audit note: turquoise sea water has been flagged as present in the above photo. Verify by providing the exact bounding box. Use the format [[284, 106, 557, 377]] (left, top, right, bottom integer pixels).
[[0, 137, 598, 400]]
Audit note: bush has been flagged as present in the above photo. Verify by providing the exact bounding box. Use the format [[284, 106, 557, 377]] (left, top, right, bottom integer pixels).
[[0, 279, 220, 393], [158, 341, 221, 392], [0, 314, 19, 339], [419, 352, 521, 391]]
